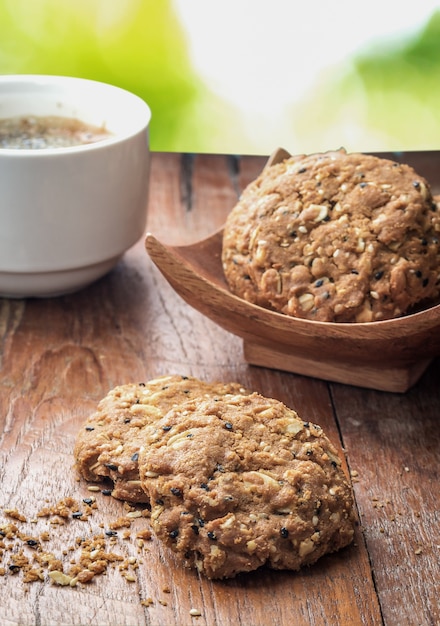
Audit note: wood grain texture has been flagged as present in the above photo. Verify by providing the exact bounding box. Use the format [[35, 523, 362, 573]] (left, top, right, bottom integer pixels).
[[1, 152, 439, 626]]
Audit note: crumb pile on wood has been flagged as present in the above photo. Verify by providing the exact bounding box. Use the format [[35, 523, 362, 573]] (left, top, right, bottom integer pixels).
[[0, 497, 151, 587]]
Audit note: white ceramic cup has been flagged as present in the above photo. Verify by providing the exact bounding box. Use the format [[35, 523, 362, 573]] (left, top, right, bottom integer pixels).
[[0, 74, 151, 297]]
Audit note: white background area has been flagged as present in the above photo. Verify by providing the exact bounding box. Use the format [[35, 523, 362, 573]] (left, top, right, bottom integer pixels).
[[175, 0, 439, 115], [174, 0, 440, 153]]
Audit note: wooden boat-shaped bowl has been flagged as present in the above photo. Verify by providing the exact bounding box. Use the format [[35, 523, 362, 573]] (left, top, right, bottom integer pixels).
[[145, 227, 440, 393], [146, 147, 440, 392]]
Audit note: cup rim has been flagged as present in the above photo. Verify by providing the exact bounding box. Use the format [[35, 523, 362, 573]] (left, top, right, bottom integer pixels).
[[0, 74, 151, 155]]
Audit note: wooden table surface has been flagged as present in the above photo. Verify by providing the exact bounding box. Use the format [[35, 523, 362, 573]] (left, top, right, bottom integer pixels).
[[1, 151, 439, 626]]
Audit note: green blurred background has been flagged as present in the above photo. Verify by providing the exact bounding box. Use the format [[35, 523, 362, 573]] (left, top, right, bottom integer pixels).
[[1, 0, 440, 155]]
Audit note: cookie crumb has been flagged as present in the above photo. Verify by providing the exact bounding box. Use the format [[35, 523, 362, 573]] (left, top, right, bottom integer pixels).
[[190, 608, 202, 616], [4, 509, 27, 522], [49, 571, 74, 586]]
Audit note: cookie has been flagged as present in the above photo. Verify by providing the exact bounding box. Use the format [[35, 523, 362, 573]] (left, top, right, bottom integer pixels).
[[74, 375, 249, 503], [139, 392, 355, 579], [222, 150, 440, 322]]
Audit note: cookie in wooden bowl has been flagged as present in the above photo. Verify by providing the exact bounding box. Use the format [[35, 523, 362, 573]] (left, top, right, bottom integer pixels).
[[222, 149, 440, 323]]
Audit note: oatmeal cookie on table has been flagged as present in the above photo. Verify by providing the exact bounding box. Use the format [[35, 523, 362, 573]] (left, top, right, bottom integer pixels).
[[222, 150, 440, 322], [139, 392, 355, 579], [74, 375, 249, 503]]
